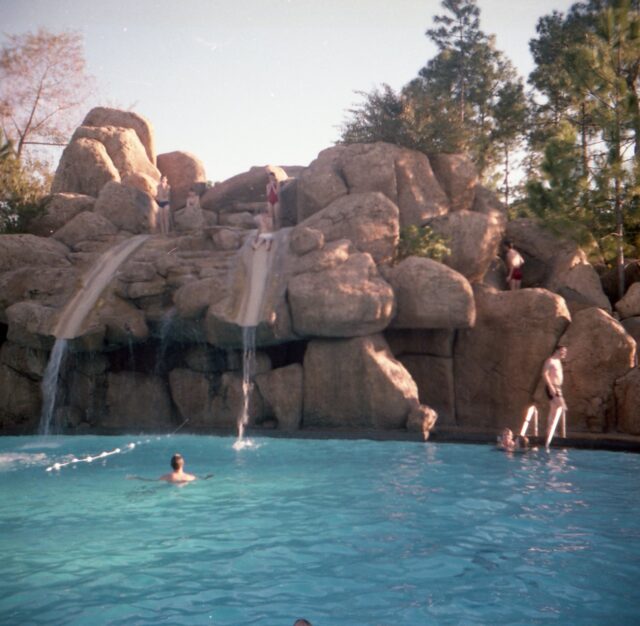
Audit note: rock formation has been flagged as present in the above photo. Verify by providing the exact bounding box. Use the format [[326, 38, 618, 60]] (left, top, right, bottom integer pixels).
[[0, 108, 636, 442]]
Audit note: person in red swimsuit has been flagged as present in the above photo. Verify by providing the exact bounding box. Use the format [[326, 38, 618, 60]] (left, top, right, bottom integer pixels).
[[505, 241, 524, 290], [266, 168, 280, 230]]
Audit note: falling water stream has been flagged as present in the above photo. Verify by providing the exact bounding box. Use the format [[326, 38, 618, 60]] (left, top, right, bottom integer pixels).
[[233, 236, 275, 449], [38, 235, 150, 435]]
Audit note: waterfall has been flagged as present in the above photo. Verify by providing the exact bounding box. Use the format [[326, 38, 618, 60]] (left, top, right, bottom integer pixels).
[[39, 338, 68, 436], [233, 236, 275, 448], [38, 235, 150, 435], [237, 326, 256, 442], [154, 307, 176, 374]]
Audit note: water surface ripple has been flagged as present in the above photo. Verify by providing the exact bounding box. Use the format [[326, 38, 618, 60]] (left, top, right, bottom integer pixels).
[[1, 436, 639, 625]]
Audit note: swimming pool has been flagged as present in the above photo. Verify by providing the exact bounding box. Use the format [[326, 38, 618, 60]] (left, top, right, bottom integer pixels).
[[1, 435, 639, 625]]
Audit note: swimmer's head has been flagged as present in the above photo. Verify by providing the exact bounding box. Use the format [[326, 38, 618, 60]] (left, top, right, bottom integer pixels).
[[170, 453, 184, 471]]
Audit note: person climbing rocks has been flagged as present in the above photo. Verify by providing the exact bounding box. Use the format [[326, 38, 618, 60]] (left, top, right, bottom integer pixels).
[[505, 240, 524, 290], [156, 175, 171, 234]]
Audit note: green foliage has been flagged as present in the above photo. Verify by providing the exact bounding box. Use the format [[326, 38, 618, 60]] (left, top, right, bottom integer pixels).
[[395, 225, 451, 264], [340, 0, 527, 190], [0, 133, 47, 233]]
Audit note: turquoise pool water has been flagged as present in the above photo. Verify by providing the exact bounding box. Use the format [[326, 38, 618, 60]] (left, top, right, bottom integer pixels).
[[1, 435, 639, 625]]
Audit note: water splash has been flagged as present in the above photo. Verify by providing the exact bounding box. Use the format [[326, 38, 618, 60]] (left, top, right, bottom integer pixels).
[[39, 338, 68, 436]]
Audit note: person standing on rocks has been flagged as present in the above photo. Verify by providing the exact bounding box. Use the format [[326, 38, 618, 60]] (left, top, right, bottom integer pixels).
[[156, 175, 171, 234], [266, 166, 281, 230], [505, 241, 524, 290], [542, 346, 568, 437]]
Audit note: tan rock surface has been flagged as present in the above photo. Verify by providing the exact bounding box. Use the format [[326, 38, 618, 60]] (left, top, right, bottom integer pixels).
[[303, 334, 419, 428], [52, 211, 118, 249], [288, 252, 395, 337], [82, 107, 156, 164], [387, 257, 475, 329], [104, 372, 173, 430], [94, 181, 156, 234], [615, 282, 640, 319], [428, 153, 478, 212], [454, 287, 571, 429], [51, 137, 121, 197], [29, 193, 96, 237], [157, 151, 207, 210], [295, 191, 399, 265], [72, 125, 160, 182], [255, 364, 303, 431], [428, 210, 504, 283], [555, 308, 635, 432], [615, 368, 640, 435]]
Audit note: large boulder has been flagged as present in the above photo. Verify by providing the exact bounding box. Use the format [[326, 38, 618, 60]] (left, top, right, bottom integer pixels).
[[0, 363, 41, 433], [427, 210, 504, 283], [428, 153, 478, 212], [288, 252, 395, 338], [296, 143, 449, 226], [52, 211, 118, 249], [82, 107, 156, 164], [303, 334, 421, 429], [600, 260, 640, 303], [103, 372, 173, 430], [621, 316, 640, 345], [387, 256, 475, 329], [174, 276, 228, 319], [6, 301, 57, 350], [72, 125, 160, 184], [157, 151, 207, 210], [29, 193, 96, 237], [255, 364, 303, 431], [615, 282, 640, 319], [294, 191, 399, 265], [201, 165, 304, 212], [555, 308, 635, 432], [399, 353, 456, 426], [0, 341, 48, 380], [614, 368, 640, 435], [0, 234, 70, 273], [0, 266, 78, 320], [94, 181, 156, 234], [169, 368, 213, 426], [51, 137, 121, 197], [454, 287, 572, 429], [505, 219, 610, 311]]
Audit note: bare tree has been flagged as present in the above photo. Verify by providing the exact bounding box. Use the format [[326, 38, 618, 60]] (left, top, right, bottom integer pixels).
[[0, 28, 94, 159]]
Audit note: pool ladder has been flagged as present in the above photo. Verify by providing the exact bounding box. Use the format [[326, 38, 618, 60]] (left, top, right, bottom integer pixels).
[[520, 405, 566, 449]]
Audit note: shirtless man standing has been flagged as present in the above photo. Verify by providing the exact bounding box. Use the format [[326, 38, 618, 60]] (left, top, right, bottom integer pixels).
[[159, 453, 197, 483], [542, 346, 568, 437]]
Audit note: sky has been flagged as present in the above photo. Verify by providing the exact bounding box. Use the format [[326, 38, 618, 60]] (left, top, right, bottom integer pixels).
[[0, 0, 577, 183]]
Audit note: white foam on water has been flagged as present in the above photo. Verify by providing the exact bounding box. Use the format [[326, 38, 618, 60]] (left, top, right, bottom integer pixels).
[[0, 452, 49, 472]]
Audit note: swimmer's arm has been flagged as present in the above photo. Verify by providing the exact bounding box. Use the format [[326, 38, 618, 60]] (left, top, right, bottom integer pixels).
[[126, 475, 161, 482]]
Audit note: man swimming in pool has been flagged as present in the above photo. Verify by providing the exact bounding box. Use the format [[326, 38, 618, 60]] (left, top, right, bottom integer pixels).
[[159, 453, 197, 483]]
